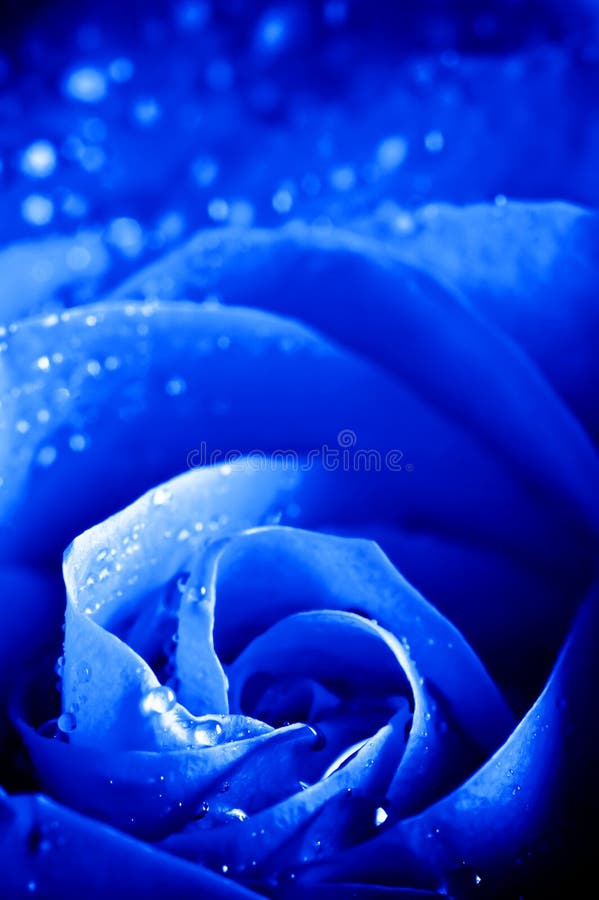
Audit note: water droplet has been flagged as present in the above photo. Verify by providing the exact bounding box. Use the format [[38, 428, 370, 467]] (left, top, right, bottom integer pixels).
[[106, 217, 144, 257], [193, 800, 210, 820], [176, 572, 190, 592], [177, 529, 190, 542], [133, 97, 161, 126], [108, 57, 134, 82], [69, 433, 89, 452], [330, 165, 356, 192], [189, 718, 224, 747], [308, 725, 327, 750], [225, 808, 248, 822], [207, 198, 229, 222], [64, 66, 107, 103], [140, 685, 176, 715], [15, 419, 30, 434], [20, 140, 57, 178], [85, 359, 102, 377], [104, 355, 121, 371], [152, 487, 173, 506], [374, 807, 388, 827], [272, 186, 294, 214], [165, 376, 187, 396], [221, 865, 229, 874], [191, 156, 219, 187], [424, 130, 445, 153], [36, 445, 57, 467], [57, 712, 77, 733], [376, 135, 408, 172], [22, 194, 54, 226], [79, 663, 92, 682]]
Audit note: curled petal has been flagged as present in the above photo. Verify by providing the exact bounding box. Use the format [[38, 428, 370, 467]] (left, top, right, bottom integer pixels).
[[295, 586, 599, 895]]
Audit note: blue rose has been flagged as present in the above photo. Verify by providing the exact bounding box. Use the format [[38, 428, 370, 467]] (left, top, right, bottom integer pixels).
[[0, 201, 597, 897], [1, 1, 599, 894]]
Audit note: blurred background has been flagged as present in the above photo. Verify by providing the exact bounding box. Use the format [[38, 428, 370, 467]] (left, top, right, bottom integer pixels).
[[0, 0, 598, 307]]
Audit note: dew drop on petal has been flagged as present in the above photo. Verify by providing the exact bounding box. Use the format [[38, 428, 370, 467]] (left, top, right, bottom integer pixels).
[[207, 198, 229, 222], [224, 808, 248, 822], [69, 433, 89, 452], [165, 376, 187, 396], [190, 718, 224, 747], [272, 186, 294, 214], [376, 135, 408, 171], [57, 712, 77, 733], [20, 140, 57, 178], [374, 806, 388, 827], [22, 194, 54, 226], [140, 685, 176, 715], [152, 487, 173, 506], [36, 445, 57, 467], [86, 359, 102, 376], [424, 129, 445, 153], [176, 572, 190, 592], [108, 57, 134, 82], [65, 66, 107, 103], [78, 663, 92, 682]]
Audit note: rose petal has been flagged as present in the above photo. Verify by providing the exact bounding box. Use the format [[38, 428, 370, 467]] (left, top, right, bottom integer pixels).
[[368, 201, 599, 439], [295, 586, 599, 895], [105, 223, 599, 536], [0, 790, 260, 898], [1, 298, 582, 581]]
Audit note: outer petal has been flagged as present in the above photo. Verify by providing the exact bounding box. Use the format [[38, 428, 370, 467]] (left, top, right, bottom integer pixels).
[[356, 201, 599, 437], [106, 223, 599, 537], [0, 791, 260, 899], [0, 300, 593, 690]]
